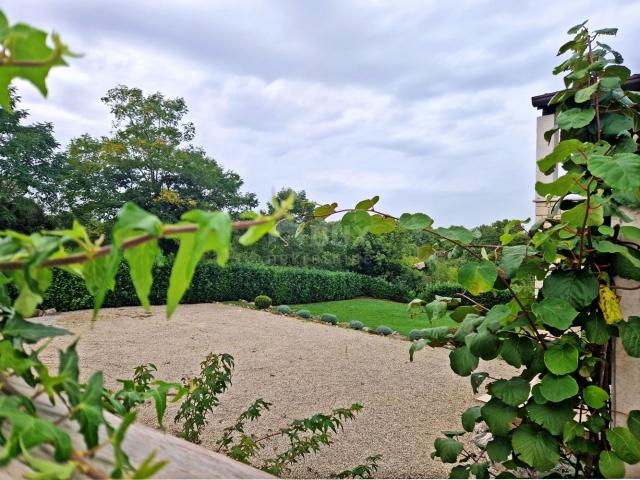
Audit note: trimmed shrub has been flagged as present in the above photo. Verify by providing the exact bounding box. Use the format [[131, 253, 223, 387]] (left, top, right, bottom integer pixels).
[[41, 259, 410, 312], [254, 295, 272, 309], [349, 320, 364, 330], [376, 325, 393, 336], [409, 329, 426, 341], [276, 305, 291, 314], [320, 313, 338, 325], [297, 309, 311, 319], [420, 282, 511, 309]]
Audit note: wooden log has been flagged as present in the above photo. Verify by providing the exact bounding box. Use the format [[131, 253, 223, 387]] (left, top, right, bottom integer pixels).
[[2, 379, 272, 479]]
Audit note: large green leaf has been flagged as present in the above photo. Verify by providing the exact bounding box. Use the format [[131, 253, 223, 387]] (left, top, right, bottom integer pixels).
[[585, 312, 614, 345], [596, 240, 640, 269], [398, 213, 433, 230], [458, 261, 497, 296], [499, 335, 534, 368], [532, 298, 578, 331], [467, 330, 501, 360], [434, 226, 474, 245], [480, 398, 517, 437], [512, 424, 560, 471], [489, 377, 530, 407], [449, 346, 479, 377], [470, 372, 489, 394], [574, 83, 598, 103], [618, 317, 640, 357], [0, 340, 34, 375], [354, 196, 379, 210], [560, 200, 604, 227], [526, 399, 574, 435], [539, 374, 579, 402], [556, 107, 596, 130], [583, 385, 609, 409], [369, 215, 396, 234], [341, 210, 371, 237], [167, 211, 232, 317], [601, 113, 634, 136], [461, 406, 482, 432], [537, 139, 583, 174], [540, 270, 599, 309], [73, 372, 105, 449], [123, 240, 160, 311], [543, 342, 579, 374], [433, 437, 463, 463], [535, 173, 583, 198], [486, 437, 511, 462], [606, 427, 640, 464], [588, 153, 640, 190], [499, 245, 537, 279], [599, 451, 625, 479]]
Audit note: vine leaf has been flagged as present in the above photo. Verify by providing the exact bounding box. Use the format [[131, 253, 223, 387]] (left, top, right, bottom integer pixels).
[[457, 261, 497, 296], [532, 298, 578, 331], [434, 226, 474, 245], [583, 385, 609, 409], [398, 213, 433, 230], [486, 437, 511, 462], [340, 210, 371, 237], [605, 427, 640, 464], [124, 241, 160, 311], [585, 312, 614, 345], [369, 215, 396, 234], [543, 342, 579, 375], [599, 451, 625, 479], [467, 330, 500, 361], [166, 211, 232, 318], [537, 139, 583, 174], [539, 374, 579, 402], [433, 437, 463, 463], [499, 335, 534, 368], [470, 372, 489, 394], [526, 399, 574, 436], [629, 410, 640, 440], [540, 270, 599, 309], [511, 424, 560, 471], [489, 377, 530, 407], [560, 200, 604, 227], [2, 311, 69, 344], [588, 153, 640, 190], [480, 398, 517, 437], [556, 107, 596, 130], [461, 406, 482, 432], [449, 346, 479, 377], [618, 317, 640, 358]]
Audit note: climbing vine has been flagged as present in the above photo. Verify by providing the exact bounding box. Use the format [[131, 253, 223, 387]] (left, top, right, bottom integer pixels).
[[311, 21, 640, 478]]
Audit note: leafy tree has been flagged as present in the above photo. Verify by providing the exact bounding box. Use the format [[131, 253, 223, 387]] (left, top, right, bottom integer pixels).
[[0, 90, 65, 232], [62, 85, 257, 227], [267, 187, 316, 221]]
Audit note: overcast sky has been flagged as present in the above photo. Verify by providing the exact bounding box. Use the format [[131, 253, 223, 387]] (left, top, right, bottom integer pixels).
[[6, 1, 639, 227]]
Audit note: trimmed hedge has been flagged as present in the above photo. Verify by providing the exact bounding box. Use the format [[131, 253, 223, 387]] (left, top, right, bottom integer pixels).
[[42, 260, 410, 312], [419, 282, 512, 309]]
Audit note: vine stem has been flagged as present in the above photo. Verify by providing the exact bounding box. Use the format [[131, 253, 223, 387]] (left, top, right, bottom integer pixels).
[[0, 218, 272, 271]]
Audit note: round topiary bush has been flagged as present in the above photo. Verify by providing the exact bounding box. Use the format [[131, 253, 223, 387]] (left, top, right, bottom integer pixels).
[[409, 329, 426, 341], [254, 295, 272, 309], [320, 313, 338, 325], [276, 305, 291, 314], [349, 320, 364, 330], [297, 309, 311, 319], [376, 325, 393, 336]]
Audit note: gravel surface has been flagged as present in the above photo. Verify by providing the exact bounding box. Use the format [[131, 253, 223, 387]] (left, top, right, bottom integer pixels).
[[41, 303, 513, 478]]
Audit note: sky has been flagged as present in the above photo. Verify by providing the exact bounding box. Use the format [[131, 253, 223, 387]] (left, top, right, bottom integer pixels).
[[5, 0, 640, 227]]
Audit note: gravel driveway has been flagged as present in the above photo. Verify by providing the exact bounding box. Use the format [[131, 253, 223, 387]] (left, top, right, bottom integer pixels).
[[41, 303, 512, 478]]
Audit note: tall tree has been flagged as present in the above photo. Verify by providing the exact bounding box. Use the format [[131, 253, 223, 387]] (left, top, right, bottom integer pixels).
[[0, 90, 64, 231], [63, 85, 257, 226]]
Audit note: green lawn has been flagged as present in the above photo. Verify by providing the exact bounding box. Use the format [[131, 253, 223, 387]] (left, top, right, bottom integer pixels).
[[291, 297, 455, 336]]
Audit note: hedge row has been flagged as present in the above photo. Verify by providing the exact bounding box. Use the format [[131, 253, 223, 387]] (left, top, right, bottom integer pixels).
[[42, 260, 410, 312], [419, 281, 512, 309]]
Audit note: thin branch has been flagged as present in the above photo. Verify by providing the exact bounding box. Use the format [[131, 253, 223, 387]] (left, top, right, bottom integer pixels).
[[0, 218, 272, 271]]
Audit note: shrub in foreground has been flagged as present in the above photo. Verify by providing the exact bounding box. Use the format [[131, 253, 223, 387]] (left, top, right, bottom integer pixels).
[[349, 320, 364, 330], [409, 329, 426, 341], [254, 295, 272, 309], [297, 309, 311, 319]]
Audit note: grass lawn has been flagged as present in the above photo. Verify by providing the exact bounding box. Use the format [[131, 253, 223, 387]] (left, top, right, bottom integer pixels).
[[291, 297, 455, 336]]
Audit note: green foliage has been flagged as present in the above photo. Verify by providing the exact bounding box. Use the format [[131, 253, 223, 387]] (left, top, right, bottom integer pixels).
[[409, 328, 426, 340], [254, 295, 272, 309], [276, 304, 291, 314], [349, 320, 364, 330], [41, 260, 408, 312], [297, 309, 311, 319], [175, 353, 234, 444], [420, 282, 512, 309], [321, 313, 338, 325], [376, 325, 393, 336]]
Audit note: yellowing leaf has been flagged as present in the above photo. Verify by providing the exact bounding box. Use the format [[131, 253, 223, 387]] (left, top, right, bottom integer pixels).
[[599, 286, 623, 324]]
